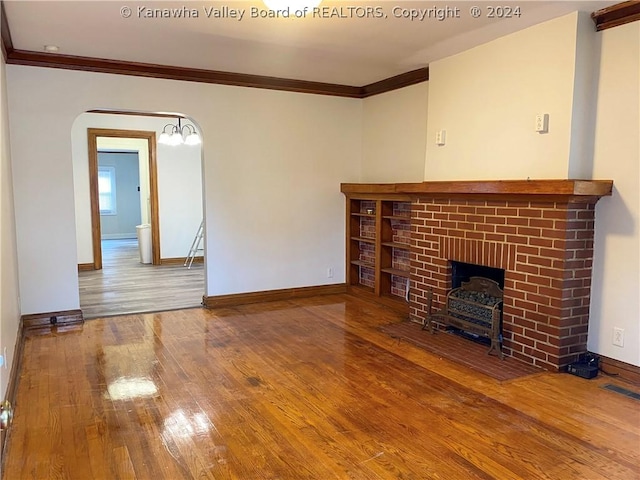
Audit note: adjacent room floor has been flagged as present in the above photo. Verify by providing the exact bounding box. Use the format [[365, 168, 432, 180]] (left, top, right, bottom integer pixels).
[[78, 239, 205, 318], [4, 294, 639, 479]]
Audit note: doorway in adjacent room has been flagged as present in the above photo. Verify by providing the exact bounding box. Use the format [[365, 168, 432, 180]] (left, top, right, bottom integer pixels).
[[74, 113, 205, 318], [97, 149, 143, 258]]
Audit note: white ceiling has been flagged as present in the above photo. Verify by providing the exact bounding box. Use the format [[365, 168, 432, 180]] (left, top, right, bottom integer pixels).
[[4, 0, 615, 86]]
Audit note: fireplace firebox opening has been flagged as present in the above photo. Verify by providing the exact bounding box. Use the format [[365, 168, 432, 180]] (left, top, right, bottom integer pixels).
[[440, 261, 506, 352], [451, 261, 505, 290]]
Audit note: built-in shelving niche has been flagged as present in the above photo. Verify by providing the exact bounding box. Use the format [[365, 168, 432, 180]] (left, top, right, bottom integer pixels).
[[346, 197, 411, 305]]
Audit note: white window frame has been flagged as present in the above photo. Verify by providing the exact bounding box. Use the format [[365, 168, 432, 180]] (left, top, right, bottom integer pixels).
[[98, 166, 117, 216]]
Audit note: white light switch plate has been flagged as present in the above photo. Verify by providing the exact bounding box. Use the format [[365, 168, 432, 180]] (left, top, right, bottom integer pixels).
[[535, 114, 549, 133]]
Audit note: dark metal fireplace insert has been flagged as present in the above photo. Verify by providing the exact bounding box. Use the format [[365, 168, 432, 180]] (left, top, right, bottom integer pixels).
[[425, 267, 505, 358]]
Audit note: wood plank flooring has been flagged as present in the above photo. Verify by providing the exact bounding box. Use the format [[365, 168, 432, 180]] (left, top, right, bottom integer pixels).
[[379, 321, 543, 381], [79, 239, 204, 318], [4, 294, 640, 479]]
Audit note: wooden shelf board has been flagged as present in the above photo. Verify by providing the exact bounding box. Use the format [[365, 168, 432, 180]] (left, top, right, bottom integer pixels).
[[351, 213, 375, 218], [351, 260, 375, 268], [381, 268, 410, 278], [381, 242, 411, 251], [351, 236, 375, 244]]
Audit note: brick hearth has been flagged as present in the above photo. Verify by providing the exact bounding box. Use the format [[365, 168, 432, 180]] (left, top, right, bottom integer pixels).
[[410, 198, 599, 371]]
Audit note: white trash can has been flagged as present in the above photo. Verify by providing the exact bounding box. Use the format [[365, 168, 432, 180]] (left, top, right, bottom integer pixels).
[[136, 224, 152, 264]]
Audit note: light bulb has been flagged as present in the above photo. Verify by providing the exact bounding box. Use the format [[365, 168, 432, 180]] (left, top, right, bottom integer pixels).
[[184, 132, 201, 146], [168, 132, 183, 146], [158, 132, 171, 145]]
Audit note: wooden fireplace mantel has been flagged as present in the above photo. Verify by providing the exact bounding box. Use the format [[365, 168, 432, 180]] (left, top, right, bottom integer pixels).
[[340, 179, 613, 202]]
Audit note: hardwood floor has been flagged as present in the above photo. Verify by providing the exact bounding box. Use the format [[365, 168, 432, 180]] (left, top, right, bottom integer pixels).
[[79, 239, 204, 318], [3, 294, 640, 479]]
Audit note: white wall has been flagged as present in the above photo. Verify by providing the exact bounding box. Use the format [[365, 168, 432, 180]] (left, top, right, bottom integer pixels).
[[567, 12, 600, 178], [425, 13, 580, 181], [361, 82, 428, 182], [156, 139, 203, 260], [0, 55, 21, 399], [206, 86, 360, 294], [7, 66, 361, 313], [72, 113, 202, 262], [589, 22, 640, 367]]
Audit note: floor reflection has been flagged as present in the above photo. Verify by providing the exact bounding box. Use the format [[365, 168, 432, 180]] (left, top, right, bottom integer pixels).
[[100, 314, 162, 401], [106, 376, 158, 401], [163, 409, 211, 440]]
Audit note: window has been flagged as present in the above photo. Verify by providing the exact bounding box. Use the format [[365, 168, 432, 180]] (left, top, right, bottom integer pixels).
[[98, 166, 117, 215]]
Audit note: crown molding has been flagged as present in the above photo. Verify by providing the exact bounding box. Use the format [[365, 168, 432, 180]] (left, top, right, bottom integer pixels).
[[4, 48, 430, 98], [592, 0, 640, 31], [6, 49, 366, 97], [361, 68, 429, 98], [0, 1, 427, 99], [1, 2, 13, 62], [85, 110, 186, 119]]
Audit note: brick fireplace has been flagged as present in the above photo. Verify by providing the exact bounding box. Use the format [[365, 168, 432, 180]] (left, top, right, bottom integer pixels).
[[342, 180, 613, 372]]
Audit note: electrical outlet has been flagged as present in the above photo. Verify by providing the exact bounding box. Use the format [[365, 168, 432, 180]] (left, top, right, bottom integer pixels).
[[436, 130, 446, 146], [327, 267, 334, 279], [613, 327, 624, 347]]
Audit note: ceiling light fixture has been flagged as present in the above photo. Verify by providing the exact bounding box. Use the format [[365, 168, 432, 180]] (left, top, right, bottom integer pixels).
[[43, 45, 60, 53], [263, 0, 321, 11], [158, 118, 201, 146]]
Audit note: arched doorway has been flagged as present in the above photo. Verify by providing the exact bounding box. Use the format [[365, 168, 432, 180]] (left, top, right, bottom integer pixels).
[[72, 111, 205, 317]]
